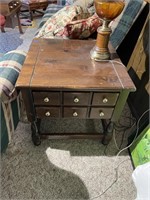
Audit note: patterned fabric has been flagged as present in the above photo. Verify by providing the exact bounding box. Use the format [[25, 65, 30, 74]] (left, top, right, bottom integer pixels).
[[36, 4, 64, 33], [36, 5, 84, 38], [0, 50, 27, 103], [1, 96, 20, 153], [56, 13, 102, 39], [65, 0, 77, 5], [0, 50, 27, 153], [57, 0, 66, 6], [110, 0, 144, 49]]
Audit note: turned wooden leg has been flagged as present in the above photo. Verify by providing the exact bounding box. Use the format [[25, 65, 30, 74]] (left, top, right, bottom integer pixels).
[[102, 119, 114, 145], [31, 119, 41, 146], [16, 11, 23, 34], [1, 25, 5, 32]]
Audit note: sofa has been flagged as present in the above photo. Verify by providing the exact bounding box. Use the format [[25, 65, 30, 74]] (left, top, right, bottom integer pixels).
[[0, 0, 146, 153], [35, 0, 145, 49], [0, 50, 27, 153]]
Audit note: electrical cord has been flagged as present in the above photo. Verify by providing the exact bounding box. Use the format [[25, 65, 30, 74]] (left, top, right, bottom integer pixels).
[[90, 108, 150, 200]]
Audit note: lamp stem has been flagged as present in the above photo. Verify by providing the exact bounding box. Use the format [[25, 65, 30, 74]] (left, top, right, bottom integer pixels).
[[90, 20, 112, 61]]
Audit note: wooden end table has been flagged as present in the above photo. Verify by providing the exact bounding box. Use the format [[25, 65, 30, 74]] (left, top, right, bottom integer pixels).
[[16, 38, 136, 146]]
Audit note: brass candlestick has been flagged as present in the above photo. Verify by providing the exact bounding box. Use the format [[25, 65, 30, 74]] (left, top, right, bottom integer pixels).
[[90, 0, 125, 61]]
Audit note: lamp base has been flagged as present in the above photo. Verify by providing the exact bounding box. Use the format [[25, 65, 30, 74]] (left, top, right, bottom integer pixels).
[[90, 46, 110, 61]]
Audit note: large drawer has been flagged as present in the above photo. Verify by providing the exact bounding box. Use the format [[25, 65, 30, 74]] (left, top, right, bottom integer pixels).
[[63, 92, 90, 105], [63, 107, 87, 118], [33, 92, 60, 105], [90, 107, 114, 119], [35, 107, 60, 118], [92, 93, 119, 106]]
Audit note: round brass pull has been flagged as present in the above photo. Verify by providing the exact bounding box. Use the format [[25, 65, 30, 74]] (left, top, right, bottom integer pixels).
[[102, 98, 108, 103], [45, 111, 51, 117], [73, 112, 78, 117], [74, 97, 79, 103], [99, 111, 104, 117], [44, 97, 50, 103]]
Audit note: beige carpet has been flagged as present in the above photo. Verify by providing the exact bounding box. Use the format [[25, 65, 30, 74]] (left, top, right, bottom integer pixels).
[[1, 104, 137, 200]]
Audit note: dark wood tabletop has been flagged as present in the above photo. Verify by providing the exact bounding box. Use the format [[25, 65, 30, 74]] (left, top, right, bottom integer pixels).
[[16, 38, 135, 92]]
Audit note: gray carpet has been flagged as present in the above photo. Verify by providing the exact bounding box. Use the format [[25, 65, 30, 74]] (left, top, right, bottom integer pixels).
[[1, 104, 137, 200]]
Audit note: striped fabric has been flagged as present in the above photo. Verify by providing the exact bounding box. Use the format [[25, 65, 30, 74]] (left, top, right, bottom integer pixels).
[[0, 50, 27, 103], [110, 0, 144, 49], [57, 0, 66, 6], [36, 4, 64, 31], [0, 50, 27, 153], [1, 96, 20, 152]]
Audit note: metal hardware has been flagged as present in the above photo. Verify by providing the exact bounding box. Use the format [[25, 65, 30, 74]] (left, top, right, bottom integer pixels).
[[45, 111, 51, 116], [74, 97, 79, 103], [102, 98, 108, 103], [99, 111, 104, 117], [44, 97, 49, 103], [73, 112, 78, 117]]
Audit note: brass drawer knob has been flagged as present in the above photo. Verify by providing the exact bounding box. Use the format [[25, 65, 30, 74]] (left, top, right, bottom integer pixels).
[[73, 112, 78, 117], [44, 97, 50, 103], [99, 111, 104, 117], [74, 97, 79, 103], [102, 98, 108, 103], [45, 111, 51, 117]]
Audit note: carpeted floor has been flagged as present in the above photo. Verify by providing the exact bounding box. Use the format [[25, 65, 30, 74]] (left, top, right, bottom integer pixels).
[[0, 18, 40, 54], [1, 104, 137, 200]]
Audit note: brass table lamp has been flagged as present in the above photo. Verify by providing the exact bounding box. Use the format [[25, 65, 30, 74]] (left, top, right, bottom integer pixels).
[[90, 0, 125, 61]]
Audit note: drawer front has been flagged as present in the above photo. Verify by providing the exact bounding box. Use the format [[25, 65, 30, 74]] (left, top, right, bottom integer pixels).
[[92, 93, 119, 106], [90, 107, 114, 119], [63, 92, 90, 105], [33, 92, 60, 105], [63, 107, 87, 118], [35, 107, 60, 118]]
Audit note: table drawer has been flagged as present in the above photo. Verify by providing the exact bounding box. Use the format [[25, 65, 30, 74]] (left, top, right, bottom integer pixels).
[[92, 93, 119, 106], [90, 107, 114, 119], [33, 92, 60, 105], [63, 92, 90, 105], [35, 107, 60, 118], [63, 107, 87, 118]]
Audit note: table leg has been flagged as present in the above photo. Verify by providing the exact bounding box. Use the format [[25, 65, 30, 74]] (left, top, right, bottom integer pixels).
[[102, 119, 114, 145], [16, 11, 23, 34], [31, 119, 41, 146], [1, 25, 5, 32]]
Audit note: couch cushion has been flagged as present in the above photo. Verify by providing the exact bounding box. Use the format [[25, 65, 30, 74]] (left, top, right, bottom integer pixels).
[[55, 13, 102, 39], [110, 0, 145, 49], [57, 0, 66, 6], [73, 0, 94, 13], [36, 5, 84, 38], [65, 0, 77, 5], [0, 50, 27, 103]]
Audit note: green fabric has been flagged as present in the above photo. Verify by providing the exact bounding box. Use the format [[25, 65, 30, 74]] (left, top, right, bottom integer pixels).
[[0, 50, 26, 102], [1, 104, 9, 153], [11, 98, 19, 129]]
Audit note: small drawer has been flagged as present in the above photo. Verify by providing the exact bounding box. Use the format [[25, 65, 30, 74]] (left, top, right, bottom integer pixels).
[[35, 107, 60, 118], [63, 92, 90, 105], [33, 92, 60, 105], [90, 107, 114, 119], [63, 107, 87, 118], [92, 93, 119, 106]]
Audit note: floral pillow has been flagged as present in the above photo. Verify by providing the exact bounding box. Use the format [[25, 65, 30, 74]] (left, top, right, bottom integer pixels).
[[55, 13, 102, 39], [36, 5, 84, 38]]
